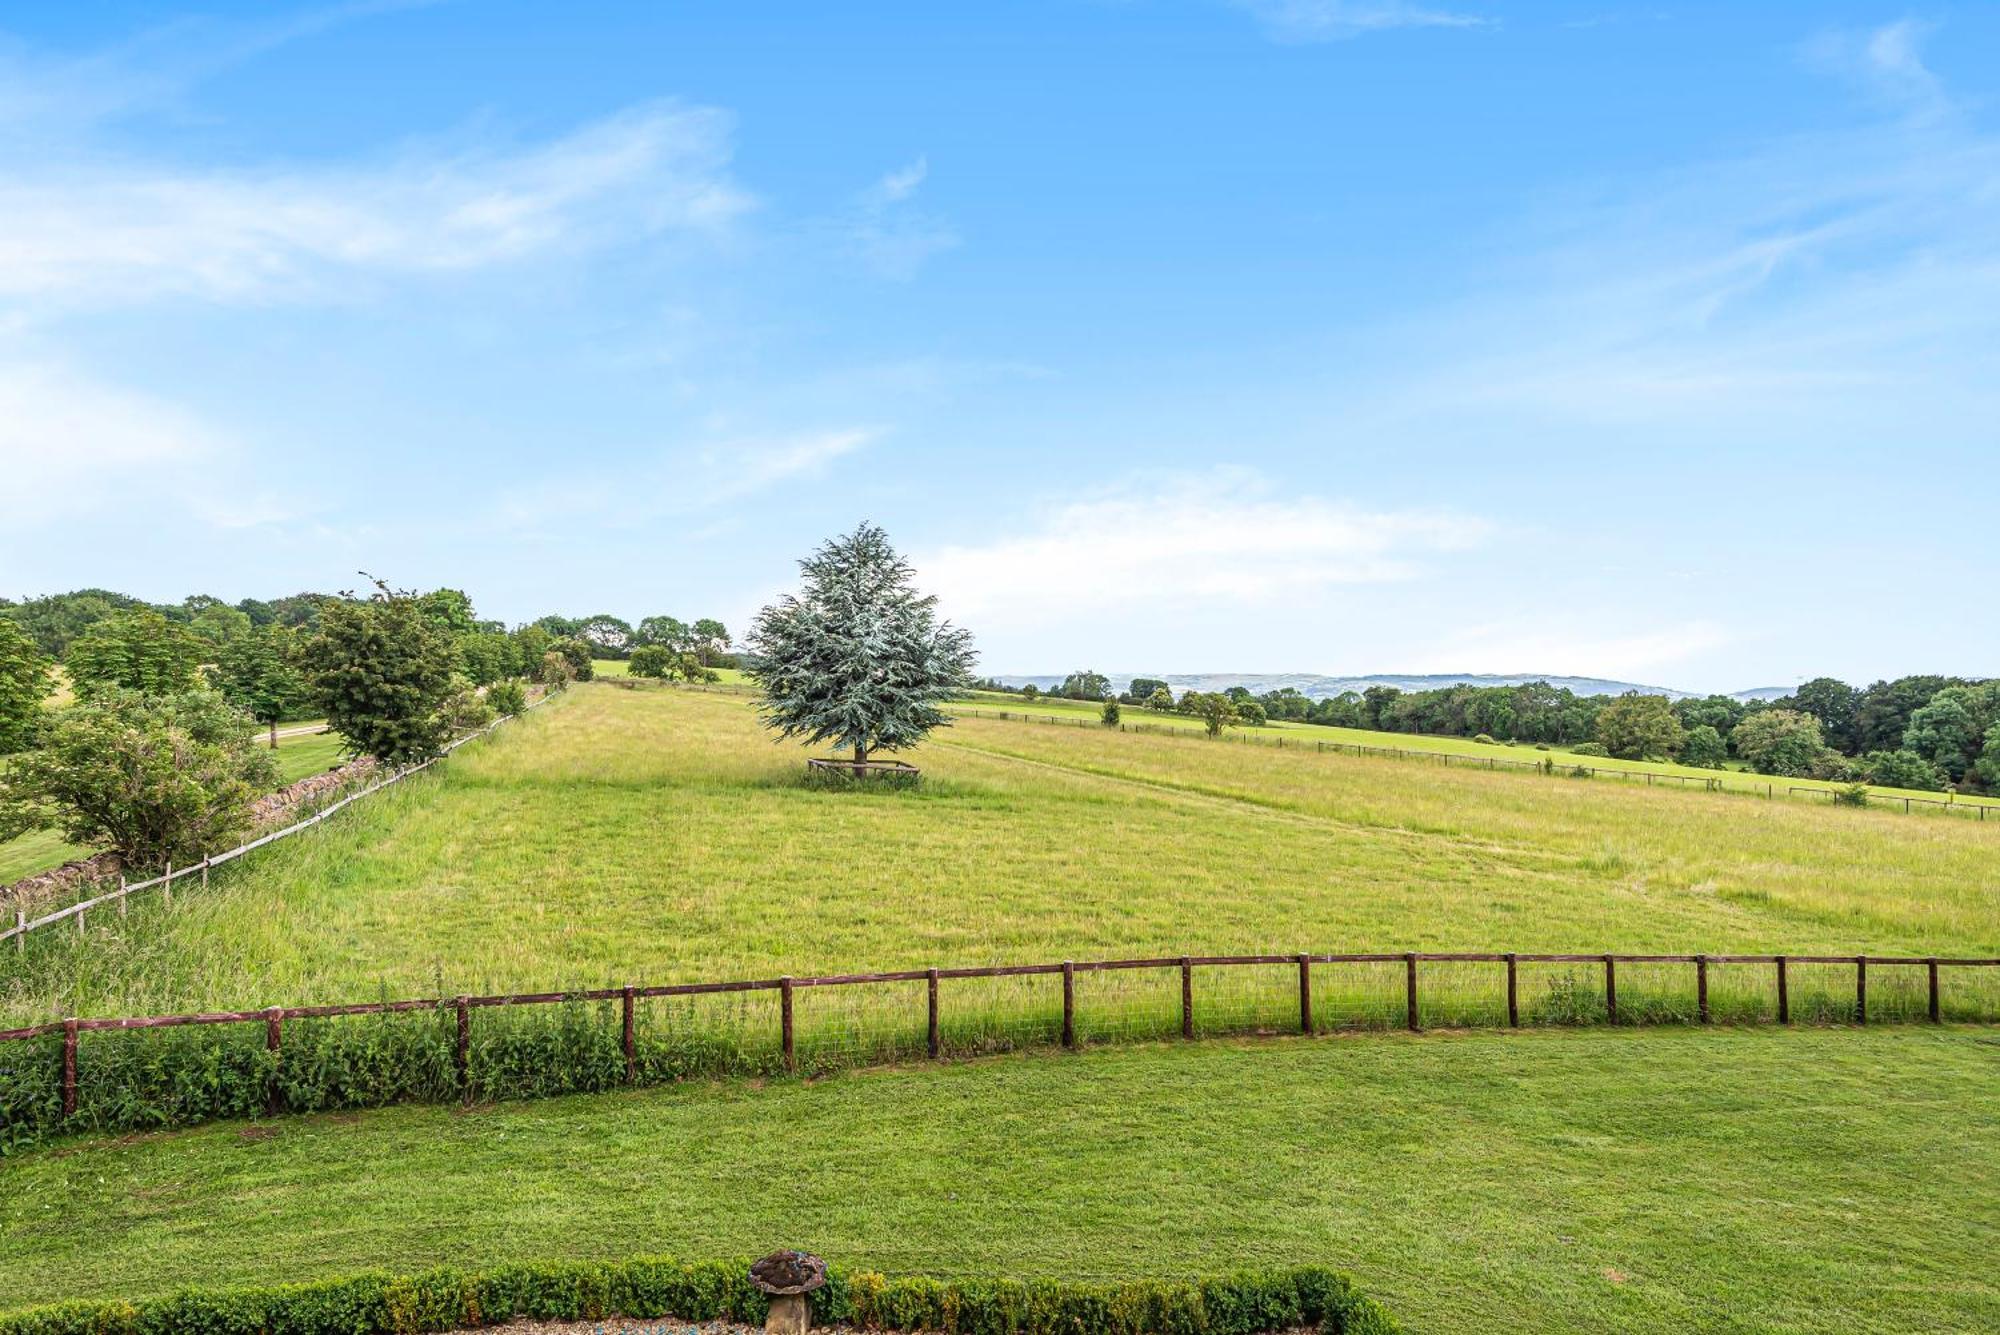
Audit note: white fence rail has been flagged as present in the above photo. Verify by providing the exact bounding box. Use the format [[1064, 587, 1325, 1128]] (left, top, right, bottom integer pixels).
[[4, 697, 546, 951]]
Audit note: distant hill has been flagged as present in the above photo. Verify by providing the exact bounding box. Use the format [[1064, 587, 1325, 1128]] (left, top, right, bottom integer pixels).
[[989, 672, 1785, 703]]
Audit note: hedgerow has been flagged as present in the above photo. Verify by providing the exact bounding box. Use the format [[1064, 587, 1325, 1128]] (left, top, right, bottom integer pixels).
[[0, 1258, 1402, 1335]]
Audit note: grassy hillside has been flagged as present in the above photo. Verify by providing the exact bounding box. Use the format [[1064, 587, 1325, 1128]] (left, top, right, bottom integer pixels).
[[952, 691, 2000, 810], [4, 682, 1993, 1028], [3, 1029, 1995, 1332]]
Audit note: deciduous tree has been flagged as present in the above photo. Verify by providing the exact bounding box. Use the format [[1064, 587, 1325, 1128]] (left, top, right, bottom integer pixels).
[[298, 580, 459, 762], [65, 610, 204, 698]]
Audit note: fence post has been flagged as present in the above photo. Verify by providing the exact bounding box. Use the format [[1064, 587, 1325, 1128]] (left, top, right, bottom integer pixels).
[[927, 968, 941, 1059], [119, 875, 127, 920], [265, 1007, 283, 1117], [1297, 953, 1312, 1035], [1180, 957, 1194, 1039], [12, 906, 20, 952], [1927, 958, 1940, 1024], [455, 997, 470, 1098], [202, 860, 210, 892], [1775, 955, 1789, 1024], [622, 985, 636, 1084], [163, 861, 173, 907], [1506, 953, 1519, 1027], [61, 1019, 78, 1119], [1696, 955, 1709, 1024], [1604, 954, 1617, 1024], [1405, 953, 1419, 1032], [1855, 956, 1867, 1026], [1061, 961, 1075, 1048], [781, 977, 796, 1072]]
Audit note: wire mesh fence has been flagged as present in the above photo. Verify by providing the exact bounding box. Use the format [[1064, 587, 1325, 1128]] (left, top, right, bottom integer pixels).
[[4, 949, 1995, 1146]]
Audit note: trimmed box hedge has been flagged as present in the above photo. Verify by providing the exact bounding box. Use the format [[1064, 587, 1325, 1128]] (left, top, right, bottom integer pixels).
[[0, 1257, 1400, 1335]]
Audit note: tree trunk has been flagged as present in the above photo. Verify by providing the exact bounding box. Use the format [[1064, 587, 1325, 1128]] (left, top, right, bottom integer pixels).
[[269, 719, 279, 750], [853, 739, 868, 775]]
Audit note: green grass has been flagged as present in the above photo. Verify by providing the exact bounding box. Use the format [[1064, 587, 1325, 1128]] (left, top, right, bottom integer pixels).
[[954, 693, 2000, 810], [4, 683, 1994, 1029], [0, 728, 351, 888], [3, 1028, 1995, 1333]]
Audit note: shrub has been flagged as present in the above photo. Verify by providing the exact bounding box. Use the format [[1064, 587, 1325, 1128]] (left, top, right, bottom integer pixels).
[[1472, 733, 1496, 745], [1101, 699, 1121, 727], [0, 688, 277, 870], [485, 679, 528, 717], [550, 638, 594, 682], [629, 645, 673, 678], [299, 583, 459, 763], [0, 1259, 1400, 1335], [1569, 742, 1609, 758], [1730, 709, 1830, 778], [1860, 749, 1942, 792], [538, 651, 573, 691], [1832, 783, 1871, 808]]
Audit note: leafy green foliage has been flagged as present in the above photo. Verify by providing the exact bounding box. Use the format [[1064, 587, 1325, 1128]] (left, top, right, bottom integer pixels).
[[0, 618, 49, 754], [538, 651, 573, 691], [0, 1258, 1395, 1335], [1679, 724, 1727, 770], [1731, 709, 1832, 777], [1058, 669, 1110, 701], [1860, 749, 1943, 792], [209, 625, 308, 743], [748, 524, 976, 763], [1179, 692, 1240, 737], [298, 584, 458, 763], [486, 679, 528, 717], [1592, 693, 1684, 761], [1101, 698, 1121, 727], [456, 631, 522, 687], [550, 638, 594, 682], [0, 689, 276, 869], [1902, 693, 1980, 781], [63, 610, 203, 699]]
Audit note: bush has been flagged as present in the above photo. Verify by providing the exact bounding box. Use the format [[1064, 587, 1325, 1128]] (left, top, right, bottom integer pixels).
[[629, 645, 673, 678], [0, 1258, 1400, 1335], [1472, 734, 1496, 745], [0, 688, 277, 870], [1569, 742, 1609, 758], [299, 583, 459, 763], [1833, 783, 1871, 808], [1860, 749, 1943, 792], [1101, 699, 1121, 727], [485, 679, 528, 717], [538, 651, 573, 691], [550, 638, 594, 682]]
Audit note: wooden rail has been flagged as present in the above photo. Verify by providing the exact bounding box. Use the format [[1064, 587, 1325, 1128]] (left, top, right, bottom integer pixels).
[[7, 948, 1995, 1122]]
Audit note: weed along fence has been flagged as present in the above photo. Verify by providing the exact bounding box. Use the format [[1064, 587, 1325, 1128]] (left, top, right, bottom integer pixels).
[[966, 708, 2000, 822], [3, 947, 1996, 1147], [0, 696, 548, 952]]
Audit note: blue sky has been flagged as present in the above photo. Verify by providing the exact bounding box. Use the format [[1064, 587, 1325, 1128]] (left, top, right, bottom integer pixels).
[[1, 2, 1995, 692]]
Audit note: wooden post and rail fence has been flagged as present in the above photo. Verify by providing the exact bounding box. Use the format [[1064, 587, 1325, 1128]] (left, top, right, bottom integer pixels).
[[7, 948, 1993, 1123]]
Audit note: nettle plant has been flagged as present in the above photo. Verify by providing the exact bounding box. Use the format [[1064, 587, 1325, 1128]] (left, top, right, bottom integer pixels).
[[748, 524, 976, 769]]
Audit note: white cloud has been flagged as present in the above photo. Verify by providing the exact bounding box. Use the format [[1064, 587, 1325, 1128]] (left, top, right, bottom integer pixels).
[[0, 102, 750, 309], [1405, 620, 1734, 683], [481, 427, 876, 531], [1804, 19, 1947, 122], [1235, 0, 1488, 42], [0, 362, 221, 514], [918, 470, 1491, 626], [841, 155, 957, 280]]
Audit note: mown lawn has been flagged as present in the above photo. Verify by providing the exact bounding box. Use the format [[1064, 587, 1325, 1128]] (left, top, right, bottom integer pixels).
[[3, 683, 1995, 1028], [1, 1028, 1995, 1333]]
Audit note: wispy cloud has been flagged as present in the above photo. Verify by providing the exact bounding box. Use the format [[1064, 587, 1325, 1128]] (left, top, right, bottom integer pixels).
[[1234, 0, 1489, 42], [1803, 18, 1948, 123], [482, 427, 877, 532], [0, 362, 217, 506], [840, 155, 958, 280], [0, 102, 749, 310], [918, 470, 1491, 627]]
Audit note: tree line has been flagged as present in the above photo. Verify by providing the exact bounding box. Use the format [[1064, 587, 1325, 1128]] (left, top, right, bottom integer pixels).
[[974, 671, 1999, 793]]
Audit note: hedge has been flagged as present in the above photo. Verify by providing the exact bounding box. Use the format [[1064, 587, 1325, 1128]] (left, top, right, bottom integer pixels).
[[0, 1258, 1400, 1335]]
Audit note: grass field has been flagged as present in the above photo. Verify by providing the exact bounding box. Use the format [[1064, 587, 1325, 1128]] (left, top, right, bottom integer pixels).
[[0, 728, 350, 886], [4, 681, 1998, 1331], [4, 682, 1994, 1030], [951, 691, 2000, 811], [3, 1028, 1995, 1332]]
